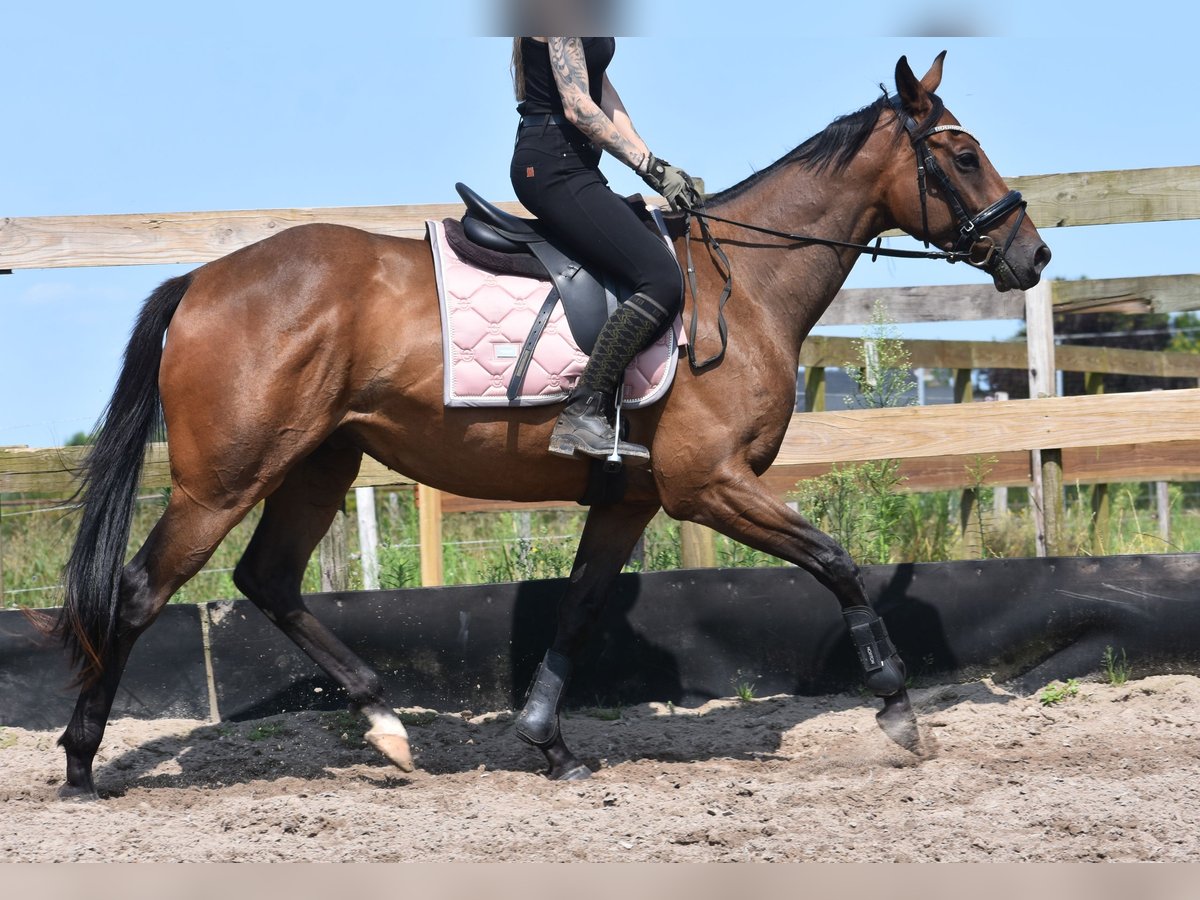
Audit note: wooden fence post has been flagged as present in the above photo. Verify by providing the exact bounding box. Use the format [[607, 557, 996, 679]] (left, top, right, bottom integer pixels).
[[417, 484, 444, 587], [680, 520, 717, 569], [0, 506, 6, 608], [1084, 372, 1110, 554], [515, 510, 533, 574], [804, 366, 826, 412], [1156, 480, 1171, 545], [628, 532, 646, 570], [319, 506, 350, 592], [354, 486, 380, 590], [991, 391, 1009, 519], [1025, 280, 1062, 556], [1149, 387, 1171, 547], [954, 368, 983, 559]]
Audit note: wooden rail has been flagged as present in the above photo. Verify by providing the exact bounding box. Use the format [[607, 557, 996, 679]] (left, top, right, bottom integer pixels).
[[7, 389, 1199, 496], [3, 165, 1198, 271], [800, 336, 1200, 379], [774, 388, 1200, 466], [438, 440, 1200, 512]]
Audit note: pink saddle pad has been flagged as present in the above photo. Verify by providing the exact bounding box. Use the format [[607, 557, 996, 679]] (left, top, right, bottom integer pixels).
[[428, 219, 681, 408]]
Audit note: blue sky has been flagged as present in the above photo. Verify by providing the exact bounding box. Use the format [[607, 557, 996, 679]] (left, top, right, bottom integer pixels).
[[2, 1, 1197, 446]]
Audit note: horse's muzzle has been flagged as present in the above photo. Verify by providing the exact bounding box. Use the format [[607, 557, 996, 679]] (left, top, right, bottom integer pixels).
[[985, 239, 1051, 292]]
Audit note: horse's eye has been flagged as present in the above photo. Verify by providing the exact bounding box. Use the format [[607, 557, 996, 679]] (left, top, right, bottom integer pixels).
[[954, 151, 980, 171]]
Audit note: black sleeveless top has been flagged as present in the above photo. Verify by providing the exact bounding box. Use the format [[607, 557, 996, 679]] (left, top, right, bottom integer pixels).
[[516, 37, 616, 116]]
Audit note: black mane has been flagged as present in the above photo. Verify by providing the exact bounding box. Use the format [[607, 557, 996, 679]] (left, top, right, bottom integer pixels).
[[710, 92, 906, 204]]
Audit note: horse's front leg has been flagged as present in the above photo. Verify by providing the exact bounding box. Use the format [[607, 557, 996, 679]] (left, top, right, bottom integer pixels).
[[664, 465, 923, 755], [515, 498, 661, 780]]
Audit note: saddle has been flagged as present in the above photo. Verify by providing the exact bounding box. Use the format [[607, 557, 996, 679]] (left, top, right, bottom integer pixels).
[[445, 182, 674, 400]]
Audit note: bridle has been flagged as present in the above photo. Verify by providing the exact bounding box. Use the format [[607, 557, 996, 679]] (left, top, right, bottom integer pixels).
[[889, 92, 1027, 272], [679, 90, 1028, 371]]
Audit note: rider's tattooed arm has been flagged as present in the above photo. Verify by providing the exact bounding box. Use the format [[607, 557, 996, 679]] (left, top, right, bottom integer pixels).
[[546, 37, 651, 172], [600, 75, 652, 164]]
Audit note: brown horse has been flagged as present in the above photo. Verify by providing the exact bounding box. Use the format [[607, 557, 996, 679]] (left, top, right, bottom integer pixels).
[[52, 52, 1049, 797]]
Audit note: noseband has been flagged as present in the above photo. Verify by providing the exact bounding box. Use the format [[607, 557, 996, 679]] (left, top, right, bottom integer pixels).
[[889, 93, 1027, 271]]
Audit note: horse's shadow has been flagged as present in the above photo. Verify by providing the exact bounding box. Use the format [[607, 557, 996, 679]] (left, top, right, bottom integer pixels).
[[90, 564, 1061, 796], [85, 697, 831, 796], [88, 684, 1012, 798]]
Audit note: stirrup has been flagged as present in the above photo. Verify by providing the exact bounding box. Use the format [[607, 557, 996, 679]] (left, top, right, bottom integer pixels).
[[547, 385, 650, 466], [604, 384, 627, 472]]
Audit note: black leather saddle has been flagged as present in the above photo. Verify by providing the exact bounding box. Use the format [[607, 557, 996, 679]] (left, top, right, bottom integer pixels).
[[445, 182, 671, 401]]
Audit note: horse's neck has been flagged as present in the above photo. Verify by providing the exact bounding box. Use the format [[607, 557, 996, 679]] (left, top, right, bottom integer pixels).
[[700, 164, 884, 356]]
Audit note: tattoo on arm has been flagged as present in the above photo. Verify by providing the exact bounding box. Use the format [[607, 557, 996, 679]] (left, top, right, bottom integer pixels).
[[602, 75, 651, 161], [548, 37, 647, 171]]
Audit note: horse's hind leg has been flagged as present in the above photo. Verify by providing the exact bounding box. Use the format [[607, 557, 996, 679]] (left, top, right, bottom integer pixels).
[[231, 441, 413, 772], [515, 499, 661, 780], [60, 493, 256, 799], [665, 468, 923, 755]]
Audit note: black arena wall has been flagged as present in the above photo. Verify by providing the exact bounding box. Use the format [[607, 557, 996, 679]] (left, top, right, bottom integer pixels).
[[2, 554, 1198, 728]]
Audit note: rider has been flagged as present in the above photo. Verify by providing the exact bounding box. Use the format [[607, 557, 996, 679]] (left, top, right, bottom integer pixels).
[[509, 36, 702, 465]]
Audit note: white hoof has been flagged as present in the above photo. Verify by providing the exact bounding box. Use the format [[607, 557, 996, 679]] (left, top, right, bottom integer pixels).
[[362, 705, 415, 773]]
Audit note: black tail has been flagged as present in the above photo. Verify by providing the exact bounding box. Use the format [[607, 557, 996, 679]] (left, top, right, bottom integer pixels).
[[54, 273, 193, 685]]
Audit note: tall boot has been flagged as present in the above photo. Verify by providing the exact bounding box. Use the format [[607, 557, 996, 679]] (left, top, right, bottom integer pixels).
[[548, 292, 671, 465]]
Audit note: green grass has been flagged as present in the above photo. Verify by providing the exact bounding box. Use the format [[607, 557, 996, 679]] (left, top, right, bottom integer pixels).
[[1103, 646, 1132, 686], [397, 710, 438, 726], [319, 710, 368, 744], [731, 670, 758, 703], [4, 482, 1200, 610], [1038, 678, 1080, 706], [246, 722, 287, 742], [583, 706, 622, 721]]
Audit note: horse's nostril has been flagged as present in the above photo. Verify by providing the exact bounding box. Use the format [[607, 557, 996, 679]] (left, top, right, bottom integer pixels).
[[1033, 244, 1052, 273]]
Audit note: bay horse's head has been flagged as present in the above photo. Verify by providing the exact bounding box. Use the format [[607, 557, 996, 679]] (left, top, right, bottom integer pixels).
[[882, 52, 1051, 291]]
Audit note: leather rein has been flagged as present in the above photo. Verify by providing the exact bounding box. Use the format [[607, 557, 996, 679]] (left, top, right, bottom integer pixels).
[[679, 91, 1027, 372]]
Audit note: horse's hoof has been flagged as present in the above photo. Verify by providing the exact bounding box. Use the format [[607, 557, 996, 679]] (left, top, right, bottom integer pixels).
[[59, 782, 100, 803], [876, 693, 927, 757], [551, 764, 592, 781], [365, 729, 415, 773]]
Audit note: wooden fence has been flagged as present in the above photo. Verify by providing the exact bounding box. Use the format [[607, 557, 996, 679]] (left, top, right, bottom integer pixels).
[[3, 165, 1200, 587]]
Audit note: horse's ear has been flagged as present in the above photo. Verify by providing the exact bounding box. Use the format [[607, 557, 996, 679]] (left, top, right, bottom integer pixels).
[[920, 50, 947, 93], [894, 55, 930, 118]]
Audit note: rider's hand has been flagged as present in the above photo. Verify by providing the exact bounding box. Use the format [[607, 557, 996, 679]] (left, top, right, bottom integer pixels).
[[639, 153, 703, 210]]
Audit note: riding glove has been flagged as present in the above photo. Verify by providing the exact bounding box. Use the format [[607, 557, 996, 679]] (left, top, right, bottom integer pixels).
[[640, 153, 703, 210]]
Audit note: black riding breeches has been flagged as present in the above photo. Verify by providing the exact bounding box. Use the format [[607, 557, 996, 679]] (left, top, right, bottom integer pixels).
[[510, 124, 683, 321]]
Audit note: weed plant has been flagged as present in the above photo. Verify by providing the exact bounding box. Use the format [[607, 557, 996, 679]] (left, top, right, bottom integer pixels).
[[1103, 646, 1131, 686], [1038, 678, 1080, 706]]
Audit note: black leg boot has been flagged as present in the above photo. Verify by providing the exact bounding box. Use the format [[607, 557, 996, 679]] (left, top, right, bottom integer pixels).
[[548, 388, 650, 464], [548, 292, 671, 465]]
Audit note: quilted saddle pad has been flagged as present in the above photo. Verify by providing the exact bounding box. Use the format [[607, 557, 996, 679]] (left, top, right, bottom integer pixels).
[[427, 219, 681, 408]]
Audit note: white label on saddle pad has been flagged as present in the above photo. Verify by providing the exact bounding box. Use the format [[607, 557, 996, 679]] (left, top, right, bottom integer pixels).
[[493, 343, 520, 360]]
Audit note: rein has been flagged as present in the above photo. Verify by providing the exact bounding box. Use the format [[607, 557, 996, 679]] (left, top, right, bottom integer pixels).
[[679, 204, 971, 373], [679, 90, 1026, 372]]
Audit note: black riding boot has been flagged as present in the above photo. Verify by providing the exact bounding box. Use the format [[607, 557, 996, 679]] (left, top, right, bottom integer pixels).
[[548, 292, 672, 465], [548, 388, 650, 463]]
